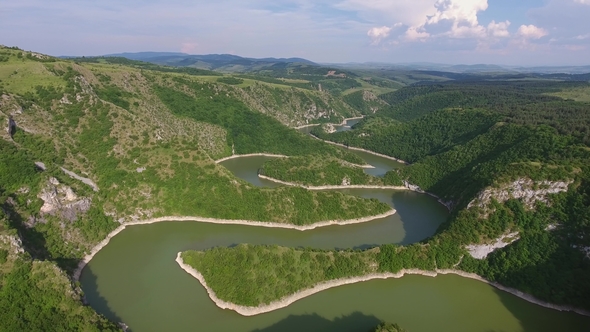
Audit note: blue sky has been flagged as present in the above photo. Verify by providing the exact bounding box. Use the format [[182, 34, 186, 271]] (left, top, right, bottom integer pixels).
[[1, 0, 589, 65]]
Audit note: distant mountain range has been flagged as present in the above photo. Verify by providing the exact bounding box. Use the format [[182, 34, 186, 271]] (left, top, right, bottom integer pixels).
[[61, 51, 590, 75], [96, 52, 317, 72], [329, 62, 590, 74]]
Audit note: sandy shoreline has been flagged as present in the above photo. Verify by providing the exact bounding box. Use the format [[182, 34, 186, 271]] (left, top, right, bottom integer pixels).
[[73, 210, 395, 281], [175, 256, 590, 317], [259, 174, 407, 190], [215, 153, 288, 164]]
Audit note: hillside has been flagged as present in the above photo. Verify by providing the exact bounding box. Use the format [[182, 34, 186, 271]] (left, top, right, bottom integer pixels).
[[0, 46, 394, 330], [185, 78, 590, 313]]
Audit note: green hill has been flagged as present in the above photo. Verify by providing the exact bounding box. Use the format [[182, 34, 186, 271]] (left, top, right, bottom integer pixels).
[[0, 46, 393, 330]]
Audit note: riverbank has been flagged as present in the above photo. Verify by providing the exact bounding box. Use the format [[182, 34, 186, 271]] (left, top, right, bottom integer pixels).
[[73, 210, 396, 281], [216, 152, 373, 169], [175, 256, 590, 317], [309, 134, 409, 165], [293, 116, 365, 130], [215, 153, 288, 164], [258, 174, 407, 190], [258, 174, 453, 212]]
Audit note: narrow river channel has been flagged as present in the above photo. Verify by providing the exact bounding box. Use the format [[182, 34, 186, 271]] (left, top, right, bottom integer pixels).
[[80, 122, 590, 331]]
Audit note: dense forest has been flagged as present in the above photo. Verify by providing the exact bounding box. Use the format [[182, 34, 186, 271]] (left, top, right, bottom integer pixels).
[[187, 79, 590, 312]]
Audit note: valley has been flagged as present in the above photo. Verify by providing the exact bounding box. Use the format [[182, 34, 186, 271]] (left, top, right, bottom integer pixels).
[[1, 45, 590, 331]]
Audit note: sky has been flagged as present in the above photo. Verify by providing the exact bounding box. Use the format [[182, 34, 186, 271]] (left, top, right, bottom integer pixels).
[[1, 0, 589, 65]]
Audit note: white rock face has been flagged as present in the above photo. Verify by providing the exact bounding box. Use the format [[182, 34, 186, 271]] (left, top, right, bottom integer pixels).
[[466, 232, 520, 259], [0, 234, 25, 254], [468, 178, 572, 213], [38, 178, 91, 222], [60, 95, 72, 104], [341, 176, 351, 186], [322, 123, 337, 134], [65, 187, 78, 201], [403, 181, 423, 192]]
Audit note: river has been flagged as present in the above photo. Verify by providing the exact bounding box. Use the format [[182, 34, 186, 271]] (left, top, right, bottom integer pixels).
[[297, 118, 405, 176], [79, 124, 590, 331]]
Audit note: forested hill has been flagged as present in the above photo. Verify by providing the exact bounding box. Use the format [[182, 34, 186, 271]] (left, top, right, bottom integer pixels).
[[377, 81, 590, 142], [305, 78, 590, 311], [185, 78, 590, 315], [314, 80, 590, 202]]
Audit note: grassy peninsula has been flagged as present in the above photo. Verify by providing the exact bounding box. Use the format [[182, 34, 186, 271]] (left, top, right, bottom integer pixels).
[[260, 155, 403, 187], [181, 245, 375, 306]]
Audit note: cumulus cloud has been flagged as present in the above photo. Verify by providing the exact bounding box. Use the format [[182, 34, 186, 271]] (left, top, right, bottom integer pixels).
[[487, 20, 510, 38], [405, 27, 430, 41], [361, 0, 508, 43], [427, 0, 488, 26], [367, 26, 393, 45], [517, 25, 548, 39]]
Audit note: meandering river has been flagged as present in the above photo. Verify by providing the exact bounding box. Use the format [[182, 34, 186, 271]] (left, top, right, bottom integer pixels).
[[80, 125, 590, 331]]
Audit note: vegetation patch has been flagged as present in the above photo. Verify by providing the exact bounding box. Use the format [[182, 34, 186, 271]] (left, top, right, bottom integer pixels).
[[181, 244, 376, 306]]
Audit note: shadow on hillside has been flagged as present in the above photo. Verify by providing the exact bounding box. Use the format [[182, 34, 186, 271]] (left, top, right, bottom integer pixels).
[[2, 194, 79, 272], [80, 265, 129, 331], [251, 311, 381, 332], [491, 284, 590, 332], [487, 235, 590, 332]]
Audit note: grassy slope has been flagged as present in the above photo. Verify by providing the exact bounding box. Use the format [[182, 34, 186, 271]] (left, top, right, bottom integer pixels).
[[0, 46, 393, 329]]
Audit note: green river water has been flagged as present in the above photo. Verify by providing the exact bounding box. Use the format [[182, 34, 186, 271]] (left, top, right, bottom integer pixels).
[[80, 129, 590, 331]]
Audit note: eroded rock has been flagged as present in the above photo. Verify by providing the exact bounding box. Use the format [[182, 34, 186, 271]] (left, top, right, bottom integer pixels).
[[468, 178, 572, 216], [37, 177, 92, 223], [465, 232, 520, 259]]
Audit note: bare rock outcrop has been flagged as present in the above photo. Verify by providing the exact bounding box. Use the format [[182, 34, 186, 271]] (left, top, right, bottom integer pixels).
[[468, 178, 572, 216], [0, 234, 25, 255], [341, 176, 351, 186], [465, 232, 520, 259], [37, 177, 92, 223]]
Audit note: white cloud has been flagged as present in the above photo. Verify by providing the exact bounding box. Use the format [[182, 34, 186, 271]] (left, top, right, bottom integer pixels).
[[367, 26, 392, 45], [338, 0, 437, 27], [487, 20, 510, 38], [357, 0, 508, 43], [3, 0, 589, 65], [517, 25, 548, 39], [404, 0, 511, 41], [427, 0, 488, 26], [405, 27, 430, 41]]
